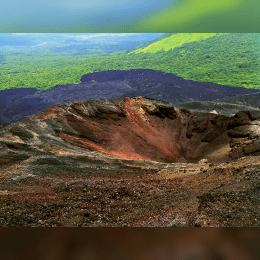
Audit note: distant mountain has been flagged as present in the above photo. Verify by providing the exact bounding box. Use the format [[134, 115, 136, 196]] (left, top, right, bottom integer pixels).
[[0, 33, 164, 53]]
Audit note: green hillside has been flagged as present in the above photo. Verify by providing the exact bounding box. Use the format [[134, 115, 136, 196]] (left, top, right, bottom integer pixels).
[[128, 33, 260, 89], [132, 33, 223, 54], [128, 33, 177, 53], [0, 33, 259, 92]]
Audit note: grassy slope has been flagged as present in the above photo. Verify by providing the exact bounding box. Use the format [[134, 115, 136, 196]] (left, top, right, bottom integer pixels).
[[128, 33, 177, 53], [0, 33, 259, 91], [129, 33, 260, 89], [132, 33, 223, 54]]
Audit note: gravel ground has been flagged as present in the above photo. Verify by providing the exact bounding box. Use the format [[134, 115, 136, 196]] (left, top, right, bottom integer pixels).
[[0, 156, 259, 227]]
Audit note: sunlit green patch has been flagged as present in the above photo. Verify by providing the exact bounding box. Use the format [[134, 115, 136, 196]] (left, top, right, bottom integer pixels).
[[131, 33, 224, 54]]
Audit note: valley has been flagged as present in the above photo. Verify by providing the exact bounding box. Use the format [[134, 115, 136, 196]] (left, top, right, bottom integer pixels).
[[0, 33, 259, 92]]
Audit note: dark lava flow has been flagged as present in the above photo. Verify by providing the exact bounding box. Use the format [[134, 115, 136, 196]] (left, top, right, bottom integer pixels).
[[1, 69, 259, 125]]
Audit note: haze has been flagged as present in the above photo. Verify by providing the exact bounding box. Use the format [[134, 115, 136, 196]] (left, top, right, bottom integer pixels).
[[0, 0, 174, 32]]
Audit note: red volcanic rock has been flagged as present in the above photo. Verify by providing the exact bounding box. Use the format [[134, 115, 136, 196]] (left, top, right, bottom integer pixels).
[[0, 97, 260, 166]]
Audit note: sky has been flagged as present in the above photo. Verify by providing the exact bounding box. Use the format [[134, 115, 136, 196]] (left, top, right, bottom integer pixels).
[[0, 0, 259, 32]]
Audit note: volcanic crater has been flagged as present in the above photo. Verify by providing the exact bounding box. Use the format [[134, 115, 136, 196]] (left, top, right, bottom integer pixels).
[[1, 96, 259, 165], [0, 97, 260, 227]]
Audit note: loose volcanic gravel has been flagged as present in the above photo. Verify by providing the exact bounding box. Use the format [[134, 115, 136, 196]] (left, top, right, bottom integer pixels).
[[0, 156, 259, 227]]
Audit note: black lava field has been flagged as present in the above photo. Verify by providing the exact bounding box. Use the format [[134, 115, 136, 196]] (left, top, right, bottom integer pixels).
[[1, 69, 259, 125]]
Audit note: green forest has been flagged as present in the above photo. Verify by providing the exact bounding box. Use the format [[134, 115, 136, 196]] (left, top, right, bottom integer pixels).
[[0, 33, 259, 92]]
